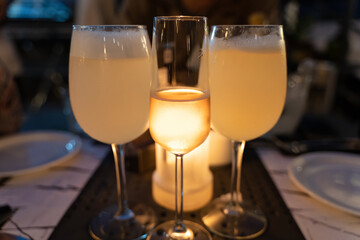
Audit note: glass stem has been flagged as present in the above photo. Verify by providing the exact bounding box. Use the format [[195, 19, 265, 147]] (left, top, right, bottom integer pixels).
[[173, 154, 186, 232], [230, 140, 246, 205], [111, 144, 131, 218]]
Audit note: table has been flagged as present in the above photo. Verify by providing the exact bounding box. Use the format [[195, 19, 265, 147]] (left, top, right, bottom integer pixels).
[[0, 138, 108, 239], [258, 148, 360, 240], [2, 131, 359, 239], [48, 145, 304, 240]]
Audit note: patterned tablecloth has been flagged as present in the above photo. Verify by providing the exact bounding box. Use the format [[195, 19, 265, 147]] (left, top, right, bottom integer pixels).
[[0, 138, 108, 240], [258, 148, 360, 240], [1, 139, 360, 240]]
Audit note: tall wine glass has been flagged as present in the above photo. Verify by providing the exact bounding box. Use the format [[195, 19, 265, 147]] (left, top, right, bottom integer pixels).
[[69, 25, 156, 239], [147, 16, 211, 240], [201, 25, 287, 239]]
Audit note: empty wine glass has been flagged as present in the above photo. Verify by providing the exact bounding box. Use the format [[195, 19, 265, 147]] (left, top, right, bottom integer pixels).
[[201, 25, 287, 239], [69, 25, 156, 239]]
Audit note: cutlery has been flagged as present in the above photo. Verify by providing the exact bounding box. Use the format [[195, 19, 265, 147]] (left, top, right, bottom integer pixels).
[[271, 137, 360, 155]]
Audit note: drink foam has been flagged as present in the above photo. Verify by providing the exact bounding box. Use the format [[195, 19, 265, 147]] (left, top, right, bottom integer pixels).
[[70, 28, 150, 58], [210, 31, 284, 51]]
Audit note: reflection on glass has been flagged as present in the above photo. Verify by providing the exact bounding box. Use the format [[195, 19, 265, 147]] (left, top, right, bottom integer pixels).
[[147, 16, 212, 240], [69, 25, 156, 239], [201, 25, 287, 239]]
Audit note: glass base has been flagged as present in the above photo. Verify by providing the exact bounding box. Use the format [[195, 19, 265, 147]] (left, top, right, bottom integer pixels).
[[146, 220, 212, 240], [89, 204, 157, 240], [201, 194, 267, 239]]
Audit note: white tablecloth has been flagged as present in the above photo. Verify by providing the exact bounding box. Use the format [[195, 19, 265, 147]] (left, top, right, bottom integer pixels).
[[257, 148, 360, 240], [0, 138, 108, 240]]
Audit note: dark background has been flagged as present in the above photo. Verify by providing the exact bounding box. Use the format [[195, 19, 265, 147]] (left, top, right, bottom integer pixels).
[[2, 0, 360, 137]]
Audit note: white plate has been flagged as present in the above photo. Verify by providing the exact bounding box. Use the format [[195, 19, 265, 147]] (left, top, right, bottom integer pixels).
[[288, 151, 360, 216], [0, 131, 82, 177]]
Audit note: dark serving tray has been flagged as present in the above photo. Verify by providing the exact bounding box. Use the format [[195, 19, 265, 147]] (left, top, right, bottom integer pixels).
[[49, 146, 304, 240]]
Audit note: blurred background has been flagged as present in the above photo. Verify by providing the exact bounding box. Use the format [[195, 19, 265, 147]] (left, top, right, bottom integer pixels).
[[1, 0, 359, 139]]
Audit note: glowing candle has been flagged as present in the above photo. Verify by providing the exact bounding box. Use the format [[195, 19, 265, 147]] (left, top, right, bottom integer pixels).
[[209, 129, 232, 167], [152, 138, 212, 211], [152, 129, 231, 211]]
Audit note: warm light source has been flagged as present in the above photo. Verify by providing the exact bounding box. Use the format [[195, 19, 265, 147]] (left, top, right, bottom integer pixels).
[[208, 129, 232, 167], [152, 129, 232, 211], [152, 137, 212, 211]]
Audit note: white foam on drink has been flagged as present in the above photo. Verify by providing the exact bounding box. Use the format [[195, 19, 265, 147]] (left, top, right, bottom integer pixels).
[[70, 28, 150, 58], [210, 31, 283, 51]]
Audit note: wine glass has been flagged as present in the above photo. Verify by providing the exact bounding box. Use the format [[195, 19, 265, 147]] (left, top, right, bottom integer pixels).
[[147, 16, 211, 240], [201, 25, 287, 239], [69, 25, 156, 239]]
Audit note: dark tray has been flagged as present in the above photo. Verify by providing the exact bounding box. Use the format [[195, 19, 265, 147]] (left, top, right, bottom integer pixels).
[[49, 147, 305, 240]]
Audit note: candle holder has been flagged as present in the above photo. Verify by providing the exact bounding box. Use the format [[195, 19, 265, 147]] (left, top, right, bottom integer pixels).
[[152, 139, 213, 211], [208, 130, 232, 167]]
